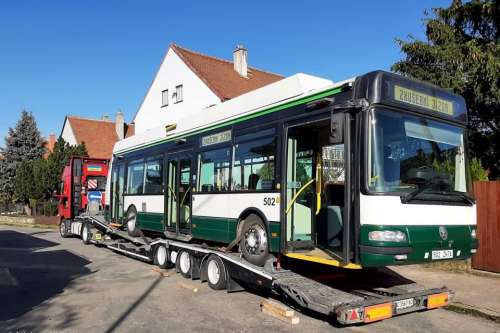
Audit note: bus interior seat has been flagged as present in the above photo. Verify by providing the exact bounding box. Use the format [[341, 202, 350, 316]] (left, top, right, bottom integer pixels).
[[324, 184, 344, 247], [202, 184, 214, 192], [248, 174, 260, 190]]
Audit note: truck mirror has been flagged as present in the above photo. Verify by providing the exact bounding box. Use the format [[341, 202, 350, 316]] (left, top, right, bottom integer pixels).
[[330, 113, 345, 144]]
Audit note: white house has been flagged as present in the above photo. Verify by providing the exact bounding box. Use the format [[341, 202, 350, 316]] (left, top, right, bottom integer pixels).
[[133, 44, 284, 134]]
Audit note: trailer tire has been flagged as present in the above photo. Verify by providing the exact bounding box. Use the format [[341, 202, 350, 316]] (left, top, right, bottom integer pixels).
[[205, 255, 227, 290], [59, 219, 69, 238], [177, 250, 192, 278], [239, 214, 269, 267], [81, 223, 91, 245], [126, 206, 141, 237], [154, 245, 173, 269]]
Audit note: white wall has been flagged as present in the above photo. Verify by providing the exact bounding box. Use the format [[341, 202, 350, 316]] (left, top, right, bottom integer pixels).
[[61, 119, 77, 145], [134, 48, 221, 134]]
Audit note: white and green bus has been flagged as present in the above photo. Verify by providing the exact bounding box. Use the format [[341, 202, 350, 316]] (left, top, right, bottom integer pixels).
[[106, 70, 477, 269]]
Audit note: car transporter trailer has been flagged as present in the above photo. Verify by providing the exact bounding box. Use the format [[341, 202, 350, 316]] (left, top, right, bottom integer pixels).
[[61, 214, 453, 325]]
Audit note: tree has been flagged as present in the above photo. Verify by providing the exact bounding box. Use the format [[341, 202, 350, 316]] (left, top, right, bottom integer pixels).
[[392, 0, 499, 178], [0, 110, 45, 201]]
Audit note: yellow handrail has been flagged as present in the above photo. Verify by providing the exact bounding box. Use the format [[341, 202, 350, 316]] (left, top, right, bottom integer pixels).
[[285, 179, 315, 214]]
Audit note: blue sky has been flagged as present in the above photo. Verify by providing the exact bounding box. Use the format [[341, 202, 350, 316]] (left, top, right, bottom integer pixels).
[[0, 0, 450, 146]]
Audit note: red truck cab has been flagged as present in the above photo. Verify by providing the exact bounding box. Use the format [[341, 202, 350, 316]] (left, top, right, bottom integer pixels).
[[57, 157, 109, 221]]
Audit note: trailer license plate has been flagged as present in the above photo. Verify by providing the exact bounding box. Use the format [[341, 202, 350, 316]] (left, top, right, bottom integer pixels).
[[395, 298, 414, 311], [95, 233, 102, 241], [432, 250, 453, 260]]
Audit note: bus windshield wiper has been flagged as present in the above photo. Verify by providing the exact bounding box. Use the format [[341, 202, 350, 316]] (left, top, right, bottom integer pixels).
[[440, 190, 476, 205], [401, 184, 432, 203]]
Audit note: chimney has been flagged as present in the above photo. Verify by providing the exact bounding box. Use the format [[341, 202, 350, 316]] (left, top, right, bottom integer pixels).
[[233, 45, 248, 78], [115, 110, 125, 140]]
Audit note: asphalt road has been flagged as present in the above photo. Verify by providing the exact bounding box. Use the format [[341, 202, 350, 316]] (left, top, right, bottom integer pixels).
[[1, 225, 499, 333]]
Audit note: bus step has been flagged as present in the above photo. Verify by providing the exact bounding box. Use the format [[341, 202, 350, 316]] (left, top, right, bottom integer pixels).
[[272, 271, 364, 315]]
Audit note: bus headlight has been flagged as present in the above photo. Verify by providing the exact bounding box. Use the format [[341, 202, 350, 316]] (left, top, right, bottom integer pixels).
[[369, 230, 406, 242]]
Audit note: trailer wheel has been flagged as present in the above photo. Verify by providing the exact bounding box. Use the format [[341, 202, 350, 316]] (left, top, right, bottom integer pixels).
[[239, 214, 269, 267], [81, 223, 91, 245], [177, 251, 192, 278], [59, 219, 69, 238], [154, 245, 174, 269], [126, 206, 141, 237], [205, 255, 227, 290]]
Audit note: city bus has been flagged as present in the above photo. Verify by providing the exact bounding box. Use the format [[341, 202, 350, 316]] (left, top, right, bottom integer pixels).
[[106, 70, 477, 269]]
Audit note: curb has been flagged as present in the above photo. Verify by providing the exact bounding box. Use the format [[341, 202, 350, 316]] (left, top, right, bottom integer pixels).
[[445, 302, 500, 324], [0, 221, 58, 230]]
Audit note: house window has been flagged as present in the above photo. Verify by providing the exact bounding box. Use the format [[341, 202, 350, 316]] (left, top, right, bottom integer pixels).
[[175, 85, 183, 103], [162, 89, 169, 107]]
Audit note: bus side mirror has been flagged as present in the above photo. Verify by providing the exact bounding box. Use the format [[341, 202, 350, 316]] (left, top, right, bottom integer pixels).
[[330, 113, 345, 144]]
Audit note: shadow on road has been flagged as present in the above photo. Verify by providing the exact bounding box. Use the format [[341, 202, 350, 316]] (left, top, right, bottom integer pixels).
[[0, 230, 93, 329]]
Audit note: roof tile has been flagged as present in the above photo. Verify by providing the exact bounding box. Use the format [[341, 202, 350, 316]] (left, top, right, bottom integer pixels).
[[172, 44, 283, 100]]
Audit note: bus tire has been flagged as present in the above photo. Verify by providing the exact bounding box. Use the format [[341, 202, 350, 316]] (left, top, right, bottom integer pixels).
[[59, 219, 69, 238], [205, 255, 227, 290], [177, 250, 192, 278], [239, 214, 269, 267], [81, 223, 91, 245], [126, 206, 141, 237], [154, 245, 173, 269]]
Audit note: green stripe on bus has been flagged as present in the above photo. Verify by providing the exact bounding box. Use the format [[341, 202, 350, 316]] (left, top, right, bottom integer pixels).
[[117, 87, 343, 155]]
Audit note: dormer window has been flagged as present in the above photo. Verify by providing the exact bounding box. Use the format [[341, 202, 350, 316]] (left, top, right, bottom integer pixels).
[[161, 89, 169, 107], [174, 84, 183, 103]]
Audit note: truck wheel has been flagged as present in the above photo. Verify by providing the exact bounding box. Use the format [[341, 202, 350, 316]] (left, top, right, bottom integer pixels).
[[239, 214, 269, 267], [81, 223, 91, 245], [177, 250, 192, 278], [205, 255, 227, 290], [59, 219, 69, 238], [154, 245, 174, 269], [126, 206, 141, 237]]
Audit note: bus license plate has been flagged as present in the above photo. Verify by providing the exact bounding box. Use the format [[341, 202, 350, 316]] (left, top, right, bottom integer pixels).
[[432, 250, 453, 260], [395, 298, 414, 311]]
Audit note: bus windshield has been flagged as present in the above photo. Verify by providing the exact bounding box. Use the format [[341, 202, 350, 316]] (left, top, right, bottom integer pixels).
[[367, 108, 471, 200]]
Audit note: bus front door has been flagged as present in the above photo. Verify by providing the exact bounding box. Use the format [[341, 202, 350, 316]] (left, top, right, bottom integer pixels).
[[111, 163, 125, 224], [166, 151, 193, 236], [284, 115, 351, 264]]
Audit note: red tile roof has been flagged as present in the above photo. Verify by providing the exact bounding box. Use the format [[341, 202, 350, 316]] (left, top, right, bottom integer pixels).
[[66, 117, 134, 160], [171, 44, 283, 101]]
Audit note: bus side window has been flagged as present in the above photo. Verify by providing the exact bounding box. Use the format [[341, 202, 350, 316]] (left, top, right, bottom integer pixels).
[[232, 136, 276, 191], [197, 148, 231, 192]]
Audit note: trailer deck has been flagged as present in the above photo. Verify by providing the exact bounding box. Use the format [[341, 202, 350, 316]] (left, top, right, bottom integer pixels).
[[63, 214, 453, 325]]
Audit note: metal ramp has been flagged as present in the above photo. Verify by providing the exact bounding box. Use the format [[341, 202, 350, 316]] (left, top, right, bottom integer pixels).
[[271, 270, 364, 315]]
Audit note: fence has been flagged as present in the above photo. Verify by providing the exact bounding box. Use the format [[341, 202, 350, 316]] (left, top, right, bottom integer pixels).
[[472, 181, 500, 273], [0, 200, 58, 217]]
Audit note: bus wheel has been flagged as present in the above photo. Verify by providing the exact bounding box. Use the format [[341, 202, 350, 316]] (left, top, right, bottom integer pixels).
[[59, 219, 69, 238], [177, 251, 192, 278], [126, 206, 141, 237], [81, 223, 91, 245], [239, 214, 269, 267], [205, 255, 227, 290], [154, 245, 174, 269]]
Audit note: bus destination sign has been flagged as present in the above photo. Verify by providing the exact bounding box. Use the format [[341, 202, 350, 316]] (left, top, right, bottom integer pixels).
[[201, 130, 232, 147], [394, 85, 453, 116]]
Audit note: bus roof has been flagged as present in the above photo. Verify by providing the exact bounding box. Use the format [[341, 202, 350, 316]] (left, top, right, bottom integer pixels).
[[114, 73, 351, 155]]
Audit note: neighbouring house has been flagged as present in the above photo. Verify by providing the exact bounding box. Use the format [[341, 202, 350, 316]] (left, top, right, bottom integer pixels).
[[43, 133, 56, 159], [133, 43, 284, 134], [60, 112, 134, 160]]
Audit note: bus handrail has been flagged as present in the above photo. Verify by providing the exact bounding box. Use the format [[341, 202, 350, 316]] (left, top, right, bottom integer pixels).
[[285, 179, 315, 215]]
